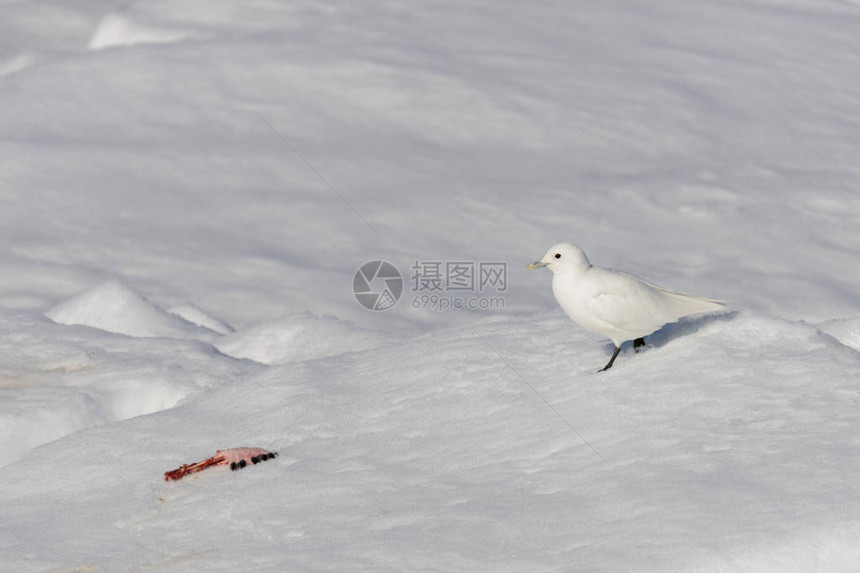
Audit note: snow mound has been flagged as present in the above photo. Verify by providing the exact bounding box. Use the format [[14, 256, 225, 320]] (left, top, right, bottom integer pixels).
[[215, 312, 381, 365], [88, 12, 193, 51], [818, 317, 860, 352], [45, 280, 220, 341], [0, 309, 260, 466], [168, 303, 234, 335]]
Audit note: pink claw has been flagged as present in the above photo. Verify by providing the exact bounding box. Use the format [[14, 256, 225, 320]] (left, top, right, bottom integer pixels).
[[164, 447, 278, 481]]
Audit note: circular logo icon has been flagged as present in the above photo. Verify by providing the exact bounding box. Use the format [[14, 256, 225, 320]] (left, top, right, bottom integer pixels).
[[353, 260, 403, 311]]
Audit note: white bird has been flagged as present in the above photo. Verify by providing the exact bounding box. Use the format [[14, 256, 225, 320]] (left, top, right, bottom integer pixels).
[[527, 243, 725, 372]]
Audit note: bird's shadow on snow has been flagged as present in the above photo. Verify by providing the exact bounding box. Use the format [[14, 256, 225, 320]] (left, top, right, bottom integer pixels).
[[604, 311, 739, 356]]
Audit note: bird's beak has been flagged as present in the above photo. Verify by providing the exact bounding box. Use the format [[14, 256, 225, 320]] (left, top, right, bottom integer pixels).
[[526, 261, 548, 270]]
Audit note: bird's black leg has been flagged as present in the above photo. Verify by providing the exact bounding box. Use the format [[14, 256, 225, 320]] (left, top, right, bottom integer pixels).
[[633, 337, 646, 353], [599, 346, 621, 372]]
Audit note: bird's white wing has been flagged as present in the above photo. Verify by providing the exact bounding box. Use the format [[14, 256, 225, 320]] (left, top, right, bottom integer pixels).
[[581, 268, 683, 337], [616, 270, 726, 306]]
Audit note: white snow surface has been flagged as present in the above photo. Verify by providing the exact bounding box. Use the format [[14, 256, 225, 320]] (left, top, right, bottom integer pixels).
[[46, 279, 222, 341], [214, 312, 383, 366], [1, 0, 860, 571]]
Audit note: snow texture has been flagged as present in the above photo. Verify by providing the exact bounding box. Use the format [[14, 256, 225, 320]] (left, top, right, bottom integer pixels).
[[1, 0, 859, 571]]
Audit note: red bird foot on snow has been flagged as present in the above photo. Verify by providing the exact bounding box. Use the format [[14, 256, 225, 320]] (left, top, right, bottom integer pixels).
[[164, 447, 278, 481]]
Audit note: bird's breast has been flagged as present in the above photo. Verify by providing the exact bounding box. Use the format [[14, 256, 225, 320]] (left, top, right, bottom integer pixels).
[[551, 274, 599, 327]]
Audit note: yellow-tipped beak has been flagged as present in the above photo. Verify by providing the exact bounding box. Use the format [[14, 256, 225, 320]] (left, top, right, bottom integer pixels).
[[526, 261, 548, 270]]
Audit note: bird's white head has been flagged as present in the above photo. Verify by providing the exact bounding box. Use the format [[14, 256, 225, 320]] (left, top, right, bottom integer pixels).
[[526, 242, 591, 274]]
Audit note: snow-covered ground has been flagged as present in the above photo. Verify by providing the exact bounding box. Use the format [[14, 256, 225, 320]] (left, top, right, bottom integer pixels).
[[1, 0, 859, 571]]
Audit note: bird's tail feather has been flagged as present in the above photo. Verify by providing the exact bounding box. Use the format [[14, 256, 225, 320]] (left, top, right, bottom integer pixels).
[[655, 285, 727, 315]]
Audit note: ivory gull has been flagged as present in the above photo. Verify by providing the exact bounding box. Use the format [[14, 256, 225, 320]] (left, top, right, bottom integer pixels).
[[527, 243, 725, 371]]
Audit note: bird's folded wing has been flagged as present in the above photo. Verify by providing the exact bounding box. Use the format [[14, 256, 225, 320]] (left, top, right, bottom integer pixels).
[[583, 271, 683, 335]]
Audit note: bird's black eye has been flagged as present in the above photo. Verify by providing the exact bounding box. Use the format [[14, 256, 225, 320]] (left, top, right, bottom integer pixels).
[[554, 253, 561, 259]]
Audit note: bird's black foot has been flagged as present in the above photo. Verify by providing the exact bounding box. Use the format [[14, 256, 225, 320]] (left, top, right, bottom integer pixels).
[[598, 346, 621, 372], [633, 337, 646, 353]]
